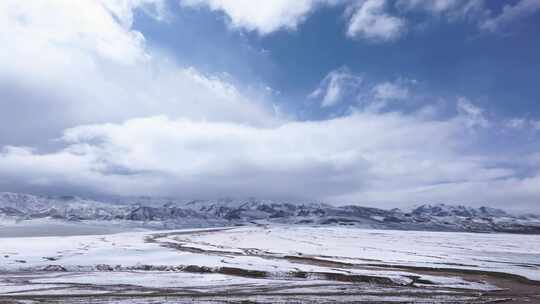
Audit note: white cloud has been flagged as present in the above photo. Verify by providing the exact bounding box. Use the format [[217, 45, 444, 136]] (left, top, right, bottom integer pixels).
[[504, 118, 540, 131], [2, 102, 540, 210], [481, 0, 540, 32], [180, 0, 534, 40], [0, 112, 489, 198], [397, 0, 464, 13], [396, 0, 483, 18], [179, 0, 335, 35], [0, 0, 150, 66], [505, 118, 527, 129], [533, 120, 540, 131], [309, 67, 363, 107], [346, 0, 406, 42], [0, 0, 276, 147], [1, 1, 540, 211], [456, 97, 490, 129], [391, 0, 540, 35], [99, 0, 167, 27], [372, 81, 410, 100], [311, 69, 414, 108]]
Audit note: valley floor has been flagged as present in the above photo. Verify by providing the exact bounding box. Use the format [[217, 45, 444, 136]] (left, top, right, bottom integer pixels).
[[0, 226, 539, 303]]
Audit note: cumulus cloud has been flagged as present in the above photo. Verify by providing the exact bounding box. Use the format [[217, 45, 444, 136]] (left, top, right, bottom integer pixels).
[[179, 0, 336, 35], [0, 112, 499, 198], [346, 0, 406, 42], [2, 100, 540, 210], [1, 1, 540, 211], [0, 0, 276, 148], [0, 1, 150, 65], [178, 0, 535, 41], [308, 67, 363, 107]]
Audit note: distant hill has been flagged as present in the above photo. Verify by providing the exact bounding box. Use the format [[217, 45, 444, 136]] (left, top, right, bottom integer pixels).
[[1, 192, 540, 234]]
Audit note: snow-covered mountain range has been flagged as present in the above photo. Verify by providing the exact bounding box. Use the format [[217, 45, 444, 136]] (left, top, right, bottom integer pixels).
[[1, 192, 539, 233]]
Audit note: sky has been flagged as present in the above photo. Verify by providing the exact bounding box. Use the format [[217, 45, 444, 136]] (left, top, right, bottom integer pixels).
[[1, 0, 540, 211]]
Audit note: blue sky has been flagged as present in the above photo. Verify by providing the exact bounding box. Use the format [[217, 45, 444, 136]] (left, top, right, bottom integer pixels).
[[1, 0, 540, 210], [135, 0, 540, 119]]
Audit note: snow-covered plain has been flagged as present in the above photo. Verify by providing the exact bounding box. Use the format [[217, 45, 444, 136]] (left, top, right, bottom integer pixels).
[[171, 226, 540, 280], [0, 226, 539, 303]]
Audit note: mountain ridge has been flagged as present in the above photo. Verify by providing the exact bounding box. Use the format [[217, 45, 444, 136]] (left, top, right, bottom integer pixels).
[[1, 192, 539, 234]]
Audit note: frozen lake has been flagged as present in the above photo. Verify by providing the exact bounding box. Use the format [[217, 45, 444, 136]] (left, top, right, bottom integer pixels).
[[0, 219, 149, 238]]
